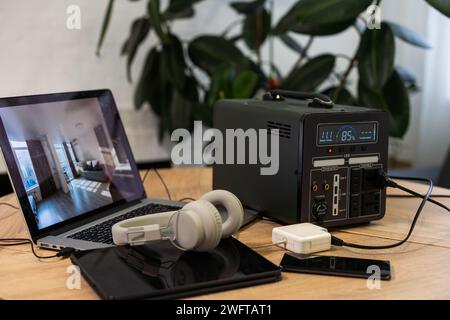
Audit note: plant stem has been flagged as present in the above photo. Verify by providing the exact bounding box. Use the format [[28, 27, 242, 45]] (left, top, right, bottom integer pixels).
[[284, 36, 314, 81], [255, 8, 263, 66], [333, 55, 357, 100], [268, 0, 274, 77], [332, 14, 367, 101]]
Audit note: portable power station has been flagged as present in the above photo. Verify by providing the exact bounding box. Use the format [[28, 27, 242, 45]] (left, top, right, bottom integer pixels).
[[212, 91, 389, 227]]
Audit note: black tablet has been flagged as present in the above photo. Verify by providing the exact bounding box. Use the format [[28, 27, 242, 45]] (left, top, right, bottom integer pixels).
[[71, 238, 281, 299]]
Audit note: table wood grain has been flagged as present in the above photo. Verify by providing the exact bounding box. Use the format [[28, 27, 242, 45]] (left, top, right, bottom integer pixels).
[[1, 168, 450, 300]]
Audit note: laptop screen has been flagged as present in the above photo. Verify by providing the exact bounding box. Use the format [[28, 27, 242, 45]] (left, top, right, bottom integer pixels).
[[0, 90, 146, 235]]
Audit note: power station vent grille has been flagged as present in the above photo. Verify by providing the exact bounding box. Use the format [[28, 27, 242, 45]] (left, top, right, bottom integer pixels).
[[267, 121, 291, 139]]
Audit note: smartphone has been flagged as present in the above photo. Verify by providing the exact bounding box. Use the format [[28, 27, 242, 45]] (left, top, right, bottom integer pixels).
[[280, 253, 391, 280]]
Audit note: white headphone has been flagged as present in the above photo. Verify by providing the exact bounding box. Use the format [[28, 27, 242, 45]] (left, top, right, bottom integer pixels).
[[112, 190, 244, 252]]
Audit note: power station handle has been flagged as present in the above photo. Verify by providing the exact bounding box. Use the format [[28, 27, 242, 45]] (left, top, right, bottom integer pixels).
[[263, 90, 334, 109]]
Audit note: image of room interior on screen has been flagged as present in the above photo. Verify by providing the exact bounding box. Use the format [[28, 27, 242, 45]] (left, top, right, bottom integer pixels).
[[0, 98, 132, 229]]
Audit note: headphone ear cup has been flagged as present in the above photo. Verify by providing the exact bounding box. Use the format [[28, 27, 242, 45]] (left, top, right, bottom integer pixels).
[[200, 190, 244, 238], [177, 200, 222, 252]]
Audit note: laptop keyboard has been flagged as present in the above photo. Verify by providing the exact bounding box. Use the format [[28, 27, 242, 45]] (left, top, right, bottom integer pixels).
[[68, 203, 181, 245]]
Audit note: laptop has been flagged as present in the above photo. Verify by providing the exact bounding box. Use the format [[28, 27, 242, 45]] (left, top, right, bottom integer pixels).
[[0, 89, 191, 251]]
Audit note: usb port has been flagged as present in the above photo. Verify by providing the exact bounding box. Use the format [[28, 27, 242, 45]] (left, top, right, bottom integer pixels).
[[332, 174, 340, 217]]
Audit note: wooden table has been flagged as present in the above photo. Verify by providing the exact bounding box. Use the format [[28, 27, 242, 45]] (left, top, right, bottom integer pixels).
[[1, 168, 450, 299]]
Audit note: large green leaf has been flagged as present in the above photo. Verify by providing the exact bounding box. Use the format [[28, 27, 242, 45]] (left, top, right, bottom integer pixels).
[[122, 17, 151, 82], [359, 84, 382, 109], [232, 71, 258, 98], [274, 0, 372, 35], [180, 75, 200, 103], [323, 86, 358, 106], [426, 0, 450, 18], [290, 19, 355, 36], [171, 91, 192, 131], [163, 34, 187, 90], [358, 22, 395, 90], [358, 70, 410, 137], [207, 65, 234, 105], [188, 36, 248, 74], [157, 53, 174, 140], [121, 18, 150, 55], [387, 21, 431, 49], [134, 48, 160, 112], [171, 78, 199, 131], [96, 0, 115, 55], [243, 9, 271, 51], [230, 0, 266, 14], [134, 48, 174, 138], [281, 54, 336, 91], [148, 0, 167, 42], [192, 103, 213, 127], [383, 71, 411, 137], [164, 0, 205, 20]]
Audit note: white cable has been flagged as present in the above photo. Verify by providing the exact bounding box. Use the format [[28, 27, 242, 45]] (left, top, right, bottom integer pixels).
[[249, 240, 287, 249]]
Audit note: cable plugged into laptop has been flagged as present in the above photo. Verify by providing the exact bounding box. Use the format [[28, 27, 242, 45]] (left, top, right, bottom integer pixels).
[[56, 247, 76, 258], [0, 237, 75, 260], [0, 203, 75, 259]]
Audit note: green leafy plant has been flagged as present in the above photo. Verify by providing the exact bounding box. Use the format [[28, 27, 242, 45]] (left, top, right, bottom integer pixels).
[[97, 0, 450, 140]]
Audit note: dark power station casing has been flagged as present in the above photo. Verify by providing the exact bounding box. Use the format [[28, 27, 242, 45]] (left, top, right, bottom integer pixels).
[[212, 98, 389, 227]]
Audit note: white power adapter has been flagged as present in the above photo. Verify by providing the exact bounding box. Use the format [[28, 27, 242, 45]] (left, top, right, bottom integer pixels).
[[272, 223, 331, 254]]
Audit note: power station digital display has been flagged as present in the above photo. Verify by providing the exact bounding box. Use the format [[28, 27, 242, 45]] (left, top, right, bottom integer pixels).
[[318, 122, 378, 145]]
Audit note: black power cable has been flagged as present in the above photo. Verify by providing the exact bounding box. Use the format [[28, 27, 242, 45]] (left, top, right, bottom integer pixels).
[[0, 202, 19, 210], [141, 168, 151, 184], [143, 175, 194, 202], [0, 204, 74, 259], [388, 194, 450, 213], [0, 238, 74, 259], [0, 202, 20, 223], [153, 169, 172, 200], [178, 197, 196, 202], [389, 194, 450, 198], [332, 174, 434, 250], [141, 168, 172, 200]]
